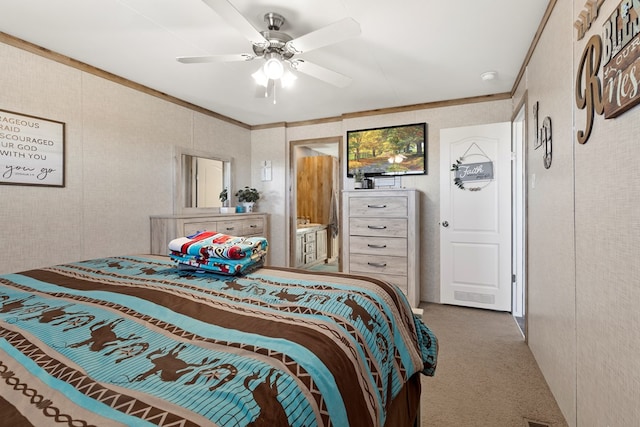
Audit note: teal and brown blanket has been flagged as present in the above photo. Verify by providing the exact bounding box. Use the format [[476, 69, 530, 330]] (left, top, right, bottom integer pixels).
[[169, 231, 268, 275], [0, 255, 437, 427]]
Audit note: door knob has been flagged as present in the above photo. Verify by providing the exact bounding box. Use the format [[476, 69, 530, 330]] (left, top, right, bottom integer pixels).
[[442, 221, 449, 227]]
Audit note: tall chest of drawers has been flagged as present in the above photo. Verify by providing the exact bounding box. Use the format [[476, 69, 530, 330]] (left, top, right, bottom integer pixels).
[[150, 213, 268, 258], [342, 189, 420, 307]]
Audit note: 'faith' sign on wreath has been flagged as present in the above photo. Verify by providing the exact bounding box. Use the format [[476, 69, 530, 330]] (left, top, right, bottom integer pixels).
[[451, 142, 494, 191]]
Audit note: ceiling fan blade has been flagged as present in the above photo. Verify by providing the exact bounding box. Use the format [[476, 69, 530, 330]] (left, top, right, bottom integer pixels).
[[200, 0, 268, 46], [286, 17, 361, 54], [292, 60, 352, 88], [177, 54, 255, 64]]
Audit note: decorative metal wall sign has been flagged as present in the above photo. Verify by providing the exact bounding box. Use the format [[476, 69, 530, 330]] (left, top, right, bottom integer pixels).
[[533, 101, 553, 169], [451, 142, 494, 191], [533, 102, 542, 149], [576, 35, 604, 144], [601, 3, 640, 118], [575, 0, 640, 144], [542, 116, 552, 169]]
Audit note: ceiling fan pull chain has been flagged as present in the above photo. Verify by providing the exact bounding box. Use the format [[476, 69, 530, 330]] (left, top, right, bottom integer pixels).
[[272, 82, 277, 105]]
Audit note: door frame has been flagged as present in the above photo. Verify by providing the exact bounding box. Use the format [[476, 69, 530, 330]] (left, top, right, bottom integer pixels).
[[288, 136, 343, 268], [512, 93, 529, 340]]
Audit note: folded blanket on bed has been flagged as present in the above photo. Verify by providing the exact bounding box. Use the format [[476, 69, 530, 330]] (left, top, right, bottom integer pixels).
[[169, 231, 268, 275], [170, 251, 265, 275], [169, 231, 268, 260]]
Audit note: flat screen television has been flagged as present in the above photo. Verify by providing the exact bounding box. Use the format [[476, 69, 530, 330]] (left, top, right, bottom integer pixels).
[[346, 122, 427, 177]]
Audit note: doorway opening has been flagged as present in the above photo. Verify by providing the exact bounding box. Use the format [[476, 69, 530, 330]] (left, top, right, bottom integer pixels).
[[289, 137, 342, 272], [512, 97, 527, 338]]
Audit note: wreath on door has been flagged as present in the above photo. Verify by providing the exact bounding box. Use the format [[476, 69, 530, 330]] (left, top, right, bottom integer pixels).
[[450, 143, 494, 191]]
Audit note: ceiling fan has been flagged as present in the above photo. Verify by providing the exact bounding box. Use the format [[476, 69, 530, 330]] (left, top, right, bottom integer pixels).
[[176, 0, 361, 95]]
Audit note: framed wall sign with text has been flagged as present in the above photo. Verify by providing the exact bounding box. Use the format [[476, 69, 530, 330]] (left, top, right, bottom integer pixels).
[[0, 109, 65, 187]]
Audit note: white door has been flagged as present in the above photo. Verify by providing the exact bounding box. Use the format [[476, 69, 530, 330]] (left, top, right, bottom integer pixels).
[[196, 157, 224, 208], [440, 122, 512, 311]]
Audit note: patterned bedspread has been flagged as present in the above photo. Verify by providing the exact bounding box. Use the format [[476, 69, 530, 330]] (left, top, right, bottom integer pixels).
[[0, 255, 437, 427]]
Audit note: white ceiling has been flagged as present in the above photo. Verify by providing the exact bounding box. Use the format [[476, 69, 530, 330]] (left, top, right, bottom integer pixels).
[[1, 0, 549, 127]]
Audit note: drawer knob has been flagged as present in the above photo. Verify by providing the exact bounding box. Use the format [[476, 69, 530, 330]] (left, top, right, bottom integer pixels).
[[250, 224, 257, 228], [368, 244, 387, 248], [367, 225, 387, 230], [367, 204, 387, 208], [368, 262, 387, 268], [226, 227, 235, 231]]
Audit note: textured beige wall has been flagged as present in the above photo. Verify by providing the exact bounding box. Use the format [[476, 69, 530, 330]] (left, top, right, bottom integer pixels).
[[79, 74, 189, 259], [518, 1, 578, 424], [515, 1, 640, 426], [1, 45, 83, 272], [250, 126, 288, 265], [0, 43, 251, 274], [572, 0, 640, 425]]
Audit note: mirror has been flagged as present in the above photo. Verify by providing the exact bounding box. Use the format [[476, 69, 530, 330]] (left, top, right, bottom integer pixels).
[[174, 147, 232, 214]]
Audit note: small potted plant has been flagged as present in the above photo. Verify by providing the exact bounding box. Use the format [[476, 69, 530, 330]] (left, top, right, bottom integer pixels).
[[353, 169, 365, 189], [235, 186, 260, 212], [219, 188, 235, 214]]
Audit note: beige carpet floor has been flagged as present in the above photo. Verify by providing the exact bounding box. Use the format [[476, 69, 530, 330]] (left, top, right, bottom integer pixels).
[[419, 303, 568, 427]]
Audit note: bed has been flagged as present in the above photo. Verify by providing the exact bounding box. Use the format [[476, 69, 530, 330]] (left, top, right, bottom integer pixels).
[[0, 254, 437, 426]]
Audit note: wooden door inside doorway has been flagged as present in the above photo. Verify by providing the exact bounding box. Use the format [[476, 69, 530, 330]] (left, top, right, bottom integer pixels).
[[297, 156, 334, 226]]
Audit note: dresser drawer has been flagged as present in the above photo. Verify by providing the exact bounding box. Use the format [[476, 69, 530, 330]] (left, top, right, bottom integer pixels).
[[242, 217, 264, 235], [350, 236, 407, 257], [216, 220, 245, 235], [349, 254, 407, 276], [349, 218, 407, 237], [183, 221, 217, 236], [348, 196, 407, 217]]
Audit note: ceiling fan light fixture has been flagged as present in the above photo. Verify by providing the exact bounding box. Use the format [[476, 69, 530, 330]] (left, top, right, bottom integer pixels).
[[263, 56, 284, 80], [280, 69, 297, 88], [177, 5, 362, 106], [252, 68, 269, 87]]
